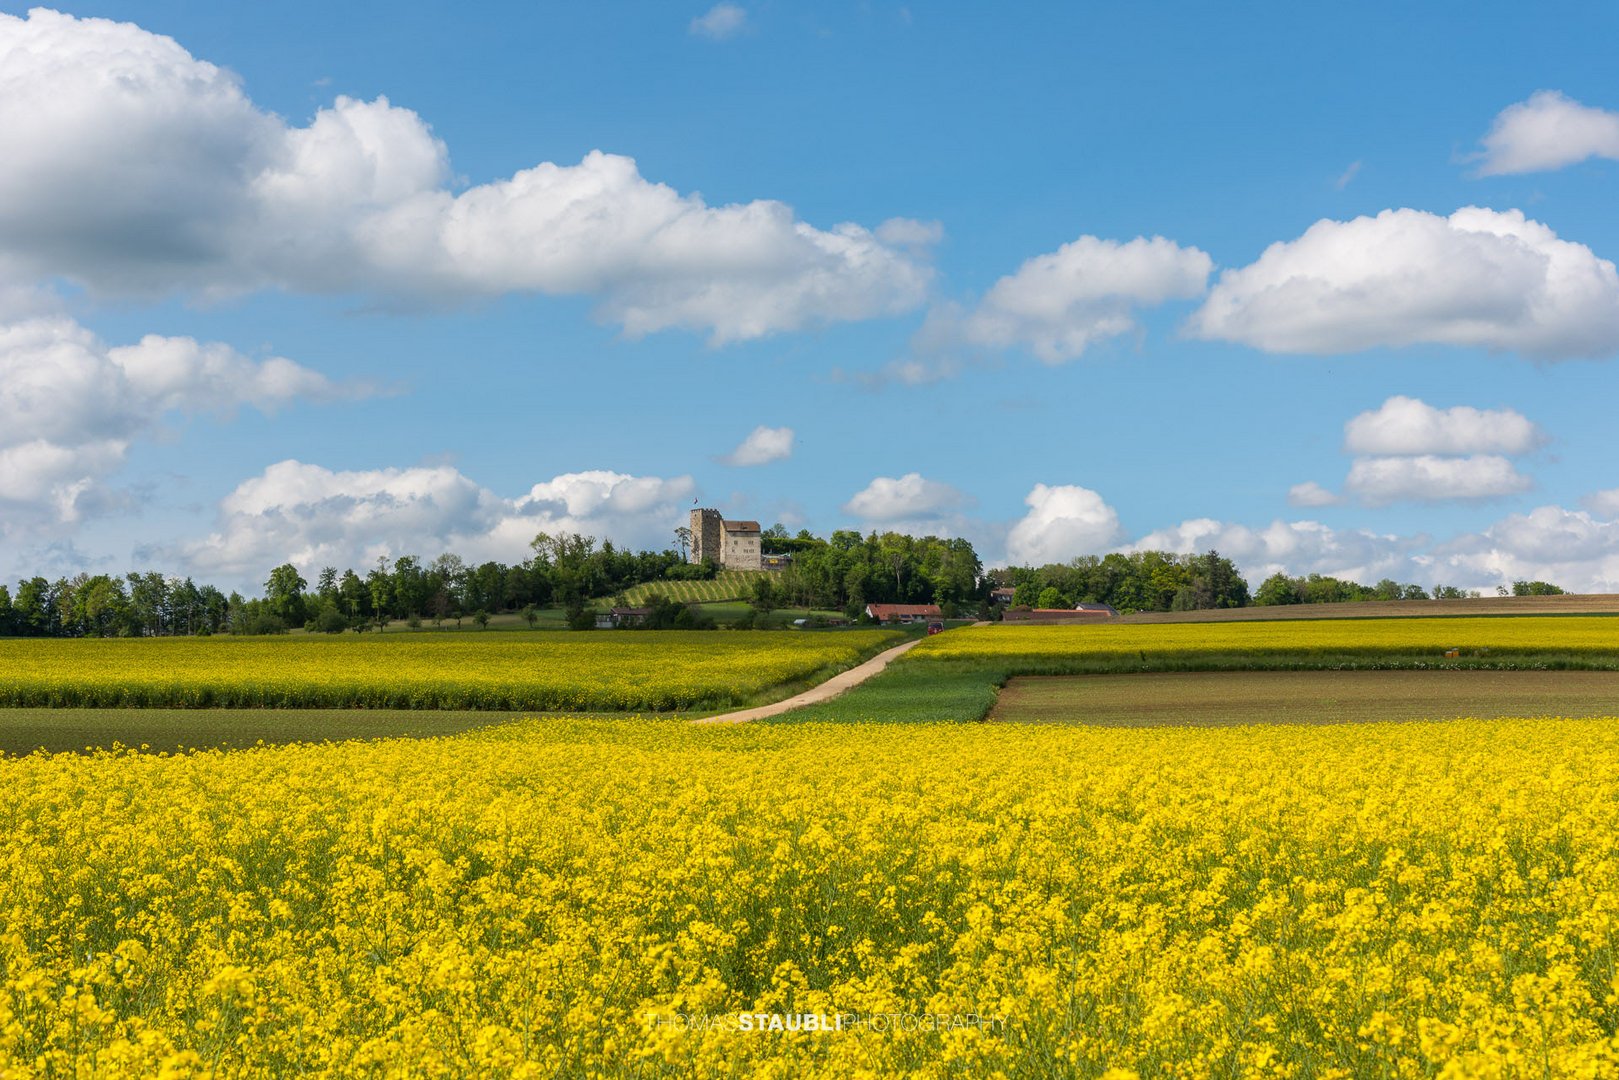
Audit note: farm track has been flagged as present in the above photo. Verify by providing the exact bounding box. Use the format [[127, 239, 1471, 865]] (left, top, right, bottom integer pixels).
[[692, 638, 924, 725]]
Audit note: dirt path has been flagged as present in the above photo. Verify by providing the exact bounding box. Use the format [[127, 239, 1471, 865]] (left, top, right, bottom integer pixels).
[[691, 638, 924, 725]]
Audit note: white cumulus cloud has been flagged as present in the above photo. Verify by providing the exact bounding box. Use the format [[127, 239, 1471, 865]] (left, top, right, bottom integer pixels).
[[1436, 506, 1619, 592], [1129, 517, 1425, 586], [844, 473, 966, 522], [1583, 488, 1619, 518], [960, 235, 1212, 362], [690, 3, 747, 39], [1343, 455, 1532, 505], [177, 461, 695, 581], [0, 9, 930, 342], [1287, 481, 1342, 507], [0, 315, 360, 532], [1344, 395, 1544, 455], [1131, 504, 1619, 595], [1005, 484, 1121, 565], [1474, 91, 1619, 176], [720, 425, 794, 466], [1189, 207, 1619, 360]]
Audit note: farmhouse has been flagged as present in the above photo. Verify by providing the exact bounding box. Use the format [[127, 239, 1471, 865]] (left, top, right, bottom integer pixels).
[[596, 606, 655, 629], [865, 603, 943, 624], [690, 509, 763, 571], [1002, 603, 1119, 624]]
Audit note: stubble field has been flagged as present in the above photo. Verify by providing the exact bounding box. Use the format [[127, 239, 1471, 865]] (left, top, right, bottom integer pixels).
[[988, 669, 1619, 727]]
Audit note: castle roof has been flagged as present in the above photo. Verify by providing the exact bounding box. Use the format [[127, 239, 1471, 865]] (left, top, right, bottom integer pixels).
[[723, 520, 761, 533]]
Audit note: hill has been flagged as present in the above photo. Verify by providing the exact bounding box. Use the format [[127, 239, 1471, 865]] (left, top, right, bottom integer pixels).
[[616, 571, 768, 606]]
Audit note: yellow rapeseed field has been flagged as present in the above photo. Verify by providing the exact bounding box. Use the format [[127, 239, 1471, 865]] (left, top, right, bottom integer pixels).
[[5, 716, 1619, 1077], [912, 616, 1619, 666], [0, 632, 898, 710]]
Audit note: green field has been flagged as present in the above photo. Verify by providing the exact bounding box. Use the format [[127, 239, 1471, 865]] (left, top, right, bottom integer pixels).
[[768, 660, 998, 724], [989, 669, 1619, 726]]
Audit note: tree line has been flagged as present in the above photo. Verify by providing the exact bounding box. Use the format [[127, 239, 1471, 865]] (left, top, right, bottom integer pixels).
[[1251, 573, 1564, 606], [757, 530, 983, 615], [988, 551, 1252, 613], [0, 527, 986, 636], [985, 553, 1565, 615], [0, 532, 712, 638], [0, 525, 1567, 636]]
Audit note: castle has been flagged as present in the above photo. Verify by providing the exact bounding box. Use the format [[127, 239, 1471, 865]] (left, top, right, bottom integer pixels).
[[689, 508, 762, 571]]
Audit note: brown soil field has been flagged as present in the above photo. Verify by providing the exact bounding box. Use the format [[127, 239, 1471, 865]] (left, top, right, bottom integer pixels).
[[989, 670, 1619, 727], [1116, 593, 1619, 624]]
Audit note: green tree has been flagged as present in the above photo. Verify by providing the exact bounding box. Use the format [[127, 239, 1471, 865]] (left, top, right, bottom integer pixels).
[[171, 577, 203, 635], [307, 598, 348, 633], [77, 575, 129, 637], [126, 572, 170, 635], [392, 555, 427, 619], [751, 575, 777, 615], [429, 589, 451, 627], [263, 563, 309, 627], [338, 569, 367, 622], [532, 532, 598, 607], [467, 561, 507, 613], [1254, 573, 1302, 606], [367, 558, 394, 630]]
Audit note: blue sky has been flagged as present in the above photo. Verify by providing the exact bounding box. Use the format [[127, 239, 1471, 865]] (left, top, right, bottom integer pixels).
[[3, 2, 1619, 593]]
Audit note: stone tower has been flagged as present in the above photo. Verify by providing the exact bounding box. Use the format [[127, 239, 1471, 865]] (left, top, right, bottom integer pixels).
[[690, 508, 723, 565]]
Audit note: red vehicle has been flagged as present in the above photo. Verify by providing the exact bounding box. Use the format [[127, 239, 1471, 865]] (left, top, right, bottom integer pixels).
[[926, 621, 945, 635]]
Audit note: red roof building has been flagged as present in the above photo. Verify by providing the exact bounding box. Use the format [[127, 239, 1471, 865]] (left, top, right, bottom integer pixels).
[[865, 603, 943, 623]]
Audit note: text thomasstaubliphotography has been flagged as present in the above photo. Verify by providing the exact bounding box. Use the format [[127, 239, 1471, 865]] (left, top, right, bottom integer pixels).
[[646, 1011, 1007, 1034]]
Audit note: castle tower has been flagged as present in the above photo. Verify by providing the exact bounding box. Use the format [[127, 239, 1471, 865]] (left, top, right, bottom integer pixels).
[[690, 508, 723, 565]]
